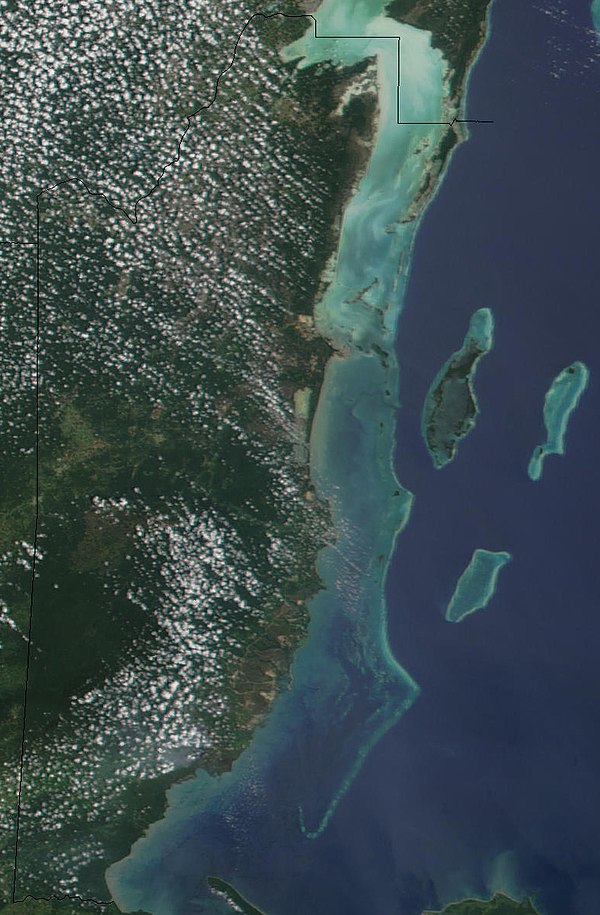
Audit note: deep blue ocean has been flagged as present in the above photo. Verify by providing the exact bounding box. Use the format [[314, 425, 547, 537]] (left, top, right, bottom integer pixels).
[[284, 1, 600, 913], [110, 3, 599, 914], [335, 1, 600, 913]]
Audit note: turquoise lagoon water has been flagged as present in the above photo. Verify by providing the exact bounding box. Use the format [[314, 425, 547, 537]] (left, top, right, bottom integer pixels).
[[527, 362, 590, 482], [107, 3, 460, 912], [445, 549, 512, 624]]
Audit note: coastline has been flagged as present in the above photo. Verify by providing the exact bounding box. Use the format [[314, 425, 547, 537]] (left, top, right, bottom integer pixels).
[[196, 24, 384, 780], [106, 3, 497, 911], [425, 890, 540, 915], [408, 0, 496, 220]]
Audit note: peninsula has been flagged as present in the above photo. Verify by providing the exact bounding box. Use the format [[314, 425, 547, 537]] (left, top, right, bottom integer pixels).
[[207, 877, 266, 915], [427, 891, 540, 915], [387, 0, 492, 98], [387, 0, 494, 205]]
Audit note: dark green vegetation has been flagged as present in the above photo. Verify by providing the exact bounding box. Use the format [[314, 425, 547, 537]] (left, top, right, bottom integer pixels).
[[385, 0, 493, 223], [422, 320, 492, 470], [428, 891, 540, 915], [0, 1, 381, 902], [422, 309, 493, 468], [208, 877, 266, 915], [0, 901, 121, 915], [387, 0, 493, 96], [422, 339, 481, 466]]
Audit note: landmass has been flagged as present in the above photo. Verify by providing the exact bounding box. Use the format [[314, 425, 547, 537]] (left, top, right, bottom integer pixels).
[[426, 891, 540, 915], [528, 361, 589, 481], [446, 549, 512, 623], [0, 5, 376, 902], [422, 308, 494, 468], [0, 0, 496, 903], [207, 877, 266, 915], [0, 902, 146, 915], [387, 0, 492, 98], [387, 0, 493, 213]]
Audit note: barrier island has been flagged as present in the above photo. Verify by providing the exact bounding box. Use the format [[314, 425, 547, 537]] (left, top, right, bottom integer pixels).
[[528, 361, 589, 481]]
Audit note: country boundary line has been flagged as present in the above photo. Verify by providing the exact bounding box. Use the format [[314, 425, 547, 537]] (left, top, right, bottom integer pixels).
[[9, 7, 493, 909], [311, 18, 493, 126]]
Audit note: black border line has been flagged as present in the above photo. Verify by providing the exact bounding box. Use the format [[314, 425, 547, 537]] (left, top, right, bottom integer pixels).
[[310, 17, 494, 126], [8, 8, 493, 908], [396, 39, 494, 125]]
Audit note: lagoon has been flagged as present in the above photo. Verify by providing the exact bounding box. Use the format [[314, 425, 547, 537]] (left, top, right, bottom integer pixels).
[[107, 3, 599, 915], [107, 3, 455, 912], [528, 362, 589, 482], [445, 549, 512, 624]]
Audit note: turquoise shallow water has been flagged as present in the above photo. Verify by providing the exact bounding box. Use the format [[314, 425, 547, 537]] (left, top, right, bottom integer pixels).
[[445, 549, 512, 624], [105, 3, 600, 914], [375, 1, 600, 911], [527, 362, 590, 482], [106, 3, 458, 911]]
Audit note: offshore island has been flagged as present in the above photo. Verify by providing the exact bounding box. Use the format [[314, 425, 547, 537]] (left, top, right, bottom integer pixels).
[[446, 549, 512, 623], [422, 308, 494, 468], [528, 361, 589, 481]]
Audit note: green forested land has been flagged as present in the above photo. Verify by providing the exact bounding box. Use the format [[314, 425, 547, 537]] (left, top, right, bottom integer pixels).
[[386, 0, 492, 95], [207, 876, 266, 915], [0, 4, 380, 902], [429, 891, 540, 915], [0, 900, 125, 915]]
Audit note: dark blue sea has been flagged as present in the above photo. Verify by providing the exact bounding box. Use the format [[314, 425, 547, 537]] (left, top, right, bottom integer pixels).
[[344, 0, 600, 912], [110, 3, 599, 914], [281, 0, 600, 907]]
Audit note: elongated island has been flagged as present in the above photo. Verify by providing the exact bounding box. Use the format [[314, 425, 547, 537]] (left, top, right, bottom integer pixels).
[[422, 308, 494, 468], [528, 361, 589, 481], [446, 549, 512, 623]]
